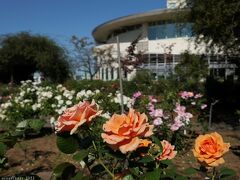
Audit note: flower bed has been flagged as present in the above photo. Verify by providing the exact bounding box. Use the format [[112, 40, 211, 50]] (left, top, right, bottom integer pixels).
[[53, 100, 236, 179], [0, 81, 237, 179]]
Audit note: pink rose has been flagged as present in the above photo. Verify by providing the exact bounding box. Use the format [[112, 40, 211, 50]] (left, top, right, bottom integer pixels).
[[156, 140, 177, 161], [55, 100, 102, 135]]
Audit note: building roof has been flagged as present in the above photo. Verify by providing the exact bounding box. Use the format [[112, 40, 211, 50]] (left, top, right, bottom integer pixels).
[[92, 8, 190, 43]]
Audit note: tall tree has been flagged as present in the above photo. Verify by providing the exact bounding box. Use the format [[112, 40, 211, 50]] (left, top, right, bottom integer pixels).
[[0, 32, 71, 83], [175, 52, 208, 90], [70, 36, 114, 80], [190, 0, 240, 56]]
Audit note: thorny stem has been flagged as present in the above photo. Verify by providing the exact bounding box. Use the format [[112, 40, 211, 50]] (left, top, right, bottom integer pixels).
[[92, 140, 115, 179]]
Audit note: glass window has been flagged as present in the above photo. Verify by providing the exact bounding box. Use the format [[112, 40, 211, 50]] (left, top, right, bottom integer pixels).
[[101, 69, 104, 80], [148, 23, 193, 40], [117, 69, 119, 79], [124, 70, 127, 79], [105, 68, 108, 80], [111, 68, 114, 80], [150, 54, 157, 63], [157, 54, 165, 63]]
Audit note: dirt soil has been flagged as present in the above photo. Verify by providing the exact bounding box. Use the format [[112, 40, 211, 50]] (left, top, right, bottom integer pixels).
[[0, 125, 239, 180]]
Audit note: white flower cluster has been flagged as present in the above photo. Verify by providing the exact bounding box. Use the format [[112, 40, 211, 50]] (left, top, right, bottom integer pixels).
[[0, 80, 132, 124], [112, 91, 133, 109], [76, 89, 100, 100], [0, 80, 76, 122]]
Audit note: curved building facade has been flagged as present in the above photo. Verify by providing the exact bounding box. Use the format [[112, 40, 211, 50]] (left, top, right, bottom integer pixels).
[[92, 7, 236, 81]]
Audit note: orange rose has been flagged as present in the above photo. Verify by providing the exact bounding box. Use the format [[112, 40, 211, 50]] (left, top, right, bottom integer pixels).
[[156, 140, 177, 161], [193, 132, 230, 167], [55, 100, 102, 135], [101, 109, 153, 154]]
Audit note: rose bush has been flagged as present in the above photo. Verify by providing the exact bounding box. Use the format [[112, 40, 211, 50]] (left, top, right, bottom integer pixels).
[[130, 90, 208, 151], [53, 99, 235, 179], [54, 102, 187, 179]]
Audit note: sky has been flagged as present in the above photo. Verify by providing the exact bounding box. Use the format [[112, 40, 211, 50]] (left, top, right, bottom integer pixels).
[[0, 0, 166, 48]]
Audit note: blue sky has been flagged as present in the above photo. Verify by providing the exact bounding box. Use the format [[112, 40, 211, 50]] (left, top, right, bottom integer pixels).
[[0, 0, 166, 47]]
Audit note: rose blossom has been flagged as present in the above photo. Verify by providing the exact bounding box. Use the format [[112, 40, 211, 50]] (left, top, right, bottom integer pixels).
[[132, 91, 142, 99], [101, 109, 153, 154], [170, 117, 184, 131], [149, 96, 157, 103], [193, 132, 230, 167], [153, 118, 163, 126], [201, 104, 207, 109], [148, 105, 154, 112], [55, 100, 102, 135], [156, 140, 177, 161], [179, 91, 194, 99], [194, 93, 203, 99], [174, 103, 193, 124], [149, 109, 163, 118]]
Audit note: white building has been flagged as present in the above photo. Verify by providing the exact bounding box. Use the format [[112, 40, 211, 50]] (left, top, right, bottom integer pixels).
[[167, 0, 187, 9], [92, 1, 237, 81]]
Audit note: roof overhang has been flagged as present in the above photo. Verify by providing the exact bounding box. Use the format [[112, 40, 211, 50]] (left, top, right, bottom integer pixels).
[[92, 8, 190, 43]]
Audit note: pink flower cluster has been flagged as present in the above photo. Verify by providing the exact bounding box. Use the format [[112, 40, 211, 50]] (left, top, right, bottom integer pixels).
[[179, 91, 207, 110], [133, 91, 142, 99], [179, 91, 203, 100], [170, 103, 193, 131], [179, 91, 194, 100], [147, 96, 168, 126], [131, 91, 142, 105], [150, 109, 164, 126]]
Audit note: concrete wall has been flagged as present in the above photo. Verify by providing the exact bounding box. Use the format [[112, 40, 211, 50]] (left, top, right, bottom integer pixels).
[[96, 37, 207, 56]]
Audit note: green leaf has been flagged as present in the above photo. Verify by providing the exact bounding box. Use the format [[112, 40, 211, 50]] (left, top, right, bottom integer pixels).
[[0, 142, 7, 156], [219, 167, 236, 179], [183, 167, 198, 175], [0, 135, 17, 148], [72, 150, 89, 162], [175, 175, 188, 180], [151, 136, 161, 146], [53, 162, 76, 178], [161, 165, 177, 178], [71, 172, 89, 180], [57, 135, 78, 154], [129, 167, 139, 177], [160, 159, 173, 166], [28, 119, 45, 131], [141, 168, 161, 180], [122, 174, 135, 180], [138, 155, 155, 163]]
